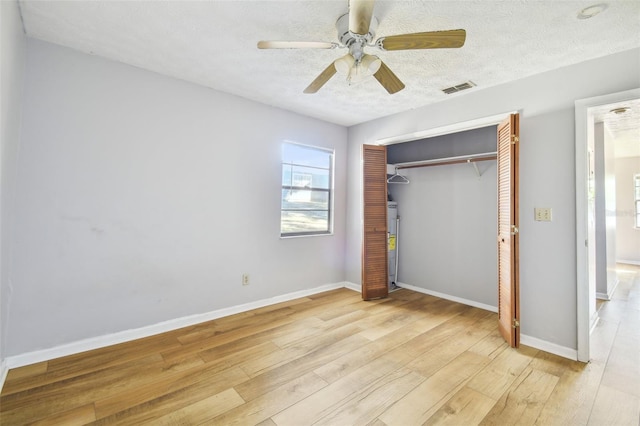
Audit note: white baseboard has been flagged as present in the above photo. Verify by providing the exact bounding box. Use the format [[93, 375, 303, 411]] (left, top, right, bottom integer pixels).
[[4, 282, 348, 370], [2, 279, 581, 374], [397, 282, 578, 360], [397, 282, 498, 313], [0, 359, 8, 393], [520, 334, 578, 361], [617, 259, 640, 266], [343, 282, 361, 293], [596, 278, 620, 301], [608, 278, 619, 299]]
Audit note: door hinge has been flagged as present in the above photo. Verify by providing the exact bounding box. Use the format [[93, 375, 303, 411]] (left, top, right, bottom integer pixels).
[[513, 319, 520, 328], [511, 135, 519, 144], [511, 225, 519, 235]]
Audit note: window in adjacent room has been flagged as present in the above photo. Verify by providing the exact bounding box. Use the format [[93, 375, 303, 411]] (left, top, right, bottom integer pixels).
[[635, 174, 640, 228], [281, 142, 334, 237]]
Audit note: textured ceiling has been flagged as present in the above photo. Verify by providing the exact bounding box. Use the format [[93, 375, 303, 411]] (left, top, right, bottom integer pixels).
[[593, 98, 640, 158], [18, 0, 640, 127]]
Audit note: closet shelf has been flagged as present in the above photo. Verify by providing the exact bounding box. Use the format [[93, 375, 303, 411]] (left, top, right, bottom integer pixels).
[[392, 151, 497, 178], [393, 151, 498, 177], [393, 152, 497, 169]]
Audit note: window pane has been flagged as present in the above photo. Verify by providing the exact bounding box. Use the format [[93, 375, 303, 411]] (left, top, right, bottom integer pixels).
[[282, 143, 331, 168], [282, 165, 330, 189], [281, 165, 291, 186], [281, 210, 329, 234], [281, 142, 333, 237], [282, 189, 329, 210]]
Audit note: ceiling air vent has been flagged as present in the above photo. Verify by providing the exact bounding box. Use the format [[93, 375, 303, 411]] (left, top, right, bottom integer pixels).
[[442, 81, 476, 95]]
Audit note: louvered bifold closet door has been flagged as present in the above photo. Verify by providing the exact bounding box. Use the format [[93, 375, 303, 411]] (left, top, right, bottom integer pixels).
[[497, 113, 520, 347], [362, 144, 389, 300]]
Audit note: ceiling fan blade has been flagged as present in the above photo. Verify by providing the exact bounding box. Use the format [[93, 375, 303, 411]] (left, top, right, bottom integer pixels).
[[349, 0, 375, 35], [377, 29, 466, 51], [304, 62, 338, 94], [373, 61, 405, 94], [257, 41, 338, 49]]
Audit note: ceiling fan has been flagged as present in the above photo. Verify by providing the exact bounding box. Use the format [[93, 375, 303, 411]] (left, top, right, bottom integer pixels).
[[257, 0, 466, 94]]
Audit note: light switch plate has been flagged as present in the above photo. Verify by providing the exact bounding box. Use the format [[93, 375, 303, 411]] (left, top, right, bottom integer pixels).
[[535, 207, 552, 222]]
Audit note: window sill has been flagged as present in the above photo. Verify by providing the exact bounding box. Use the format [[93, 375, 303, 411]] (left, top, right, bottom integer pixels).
[[280, 232, 334, 239]]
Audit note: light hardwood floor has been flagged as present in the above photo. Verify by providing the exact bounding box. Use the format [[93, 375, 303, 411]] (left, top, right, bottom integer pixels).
[[1, 265, 639, 425]]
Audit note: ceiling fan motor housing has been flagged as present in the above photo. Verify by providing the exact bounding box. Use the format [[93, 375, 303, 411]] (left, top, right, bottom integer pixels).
[[336, 13, 378, 62]]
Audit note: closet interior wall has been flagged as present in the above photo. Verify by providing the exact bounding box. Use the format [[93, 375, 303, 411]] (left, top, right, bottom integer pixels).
[[387, 126, 499, 308]]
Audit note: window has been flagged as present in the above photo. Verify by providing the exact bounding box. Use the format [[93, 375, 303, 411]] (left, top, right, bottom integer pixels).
[[281, 142, 333, 237], [635, 174, 640, 228]]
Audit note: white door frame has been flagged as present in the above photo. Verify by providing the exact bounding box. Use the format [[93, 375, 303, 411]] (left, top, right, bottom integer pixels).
[[574, 88, 640, 362]]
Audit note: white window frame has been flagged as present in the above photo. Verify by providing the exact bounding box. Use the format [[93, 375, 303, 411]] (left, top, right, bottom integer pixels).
[[634, 173, 640, 229], [281, 142, 334, 238]]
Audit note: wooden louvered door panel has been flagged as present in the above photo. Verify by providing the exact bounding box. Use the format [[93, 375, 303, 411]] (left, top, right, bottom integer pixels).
[[497, 113, 520, 347], [362, 144, 389, 300]]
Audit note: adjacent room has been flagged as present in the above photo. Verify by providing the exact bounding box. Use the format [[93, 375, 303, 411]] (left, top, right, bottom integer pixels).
[[1, 0, 639, 424]]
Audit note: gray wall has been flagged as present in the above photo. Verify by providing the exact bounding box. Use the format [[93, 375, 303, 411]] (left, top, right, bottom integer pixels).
[[387, 127, 497, 307], [7, 39, 348, 356], [615, 156, 640, 264], [346, 48, 640, 351], [0, 0, 27, 364], [386, 126, 497, 164]]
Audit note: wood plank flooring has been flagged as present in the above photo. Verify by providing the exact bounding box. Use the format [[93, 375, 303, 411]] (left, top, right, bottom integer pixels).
[[1, 265, 639, 425]]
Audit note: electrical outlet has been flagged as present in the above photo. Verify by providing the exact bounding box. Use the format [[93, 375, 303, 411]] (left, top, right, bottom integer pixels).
[[534, 208, 552, 222], [242, 273, 250, 286]]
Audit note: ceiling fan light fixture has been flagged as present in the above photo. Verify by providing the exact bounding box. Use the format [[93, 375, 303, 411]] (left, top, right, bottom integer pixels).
[[360, 54, 382, 74], [577, 3, 608, 19], [347, 54, 381, 85], [347, 66, 369, 85], [335, 54, 356, 75], [347, 68, 365, 85]]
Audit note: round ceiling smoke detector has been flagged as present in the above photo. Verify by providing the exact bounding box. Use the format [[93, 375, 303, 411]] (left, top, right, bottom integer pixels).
[[577, 3, 608, 19], [610, 107, 630, 114]]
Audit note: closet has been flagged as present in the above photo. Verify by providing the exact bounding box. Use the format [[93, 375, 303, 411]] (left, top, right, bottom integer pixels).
[[361, 114, 520, 347], [387, 124, 498, 306]]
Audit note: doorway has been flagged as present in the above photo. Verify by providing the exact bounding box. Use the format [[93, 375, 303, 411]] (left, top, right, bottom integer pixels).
[[575, 88, 640, 362]]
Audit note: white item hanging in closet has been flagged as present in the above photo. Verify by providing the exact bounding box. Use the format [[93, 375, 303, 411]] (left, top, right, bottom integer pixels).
[[387, 167, 409, 184]]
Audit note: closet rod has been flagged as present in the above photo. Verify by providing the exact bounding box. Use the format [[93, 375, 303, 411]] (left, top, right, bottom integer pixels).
[[394, 152, 497, 170]]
